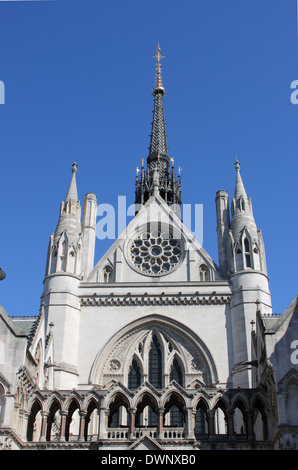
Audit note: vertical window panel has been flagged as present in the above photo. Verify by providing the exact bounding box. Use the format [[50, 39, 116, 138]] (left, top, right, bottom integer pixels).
[[170, 358, 183, 386], [128, 359, 141, 390], [148, 335, 162, 389]]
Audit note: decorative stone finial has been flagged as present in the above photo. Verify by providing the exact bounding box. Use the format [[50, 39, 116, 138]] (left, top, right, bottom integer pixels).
[[234, 159, 240, 172]]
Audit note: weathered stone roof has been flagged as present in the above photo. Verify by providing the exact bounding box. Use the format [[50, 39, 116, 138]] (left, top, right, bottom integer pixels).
[[261, 314, 282, 331]]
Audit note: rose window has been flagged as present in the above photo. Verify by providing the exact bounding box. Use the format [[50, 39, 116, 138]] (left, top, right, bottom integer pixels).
[[129, 231, 182, 275]]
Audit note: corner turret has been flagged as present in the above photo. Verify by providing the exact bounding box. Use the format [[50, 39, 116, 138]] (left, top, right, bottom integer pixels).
[[229, 160, 267, 275], [46, 163, 82, 277], [42, 163, 83, 389], [225, 160, 272, 388]]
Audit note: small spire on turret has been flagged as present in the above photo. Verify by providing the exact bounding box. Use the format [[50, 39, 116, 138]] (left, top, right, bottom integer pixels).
[[234, 158, 248, 200], [66, 162, 79, 202]]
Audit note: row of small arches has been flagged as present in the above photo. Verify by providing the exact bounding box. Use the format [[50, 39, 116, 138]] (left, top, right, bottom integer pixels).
[[23, 389, 269, 443]]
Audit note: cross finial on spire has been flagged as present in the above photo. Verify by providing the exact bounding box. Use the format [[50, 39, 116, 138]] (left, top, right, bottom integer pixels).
[[153, 44, 165, 94], [153, 43, 165, 64], [234, 159, 240, 172]]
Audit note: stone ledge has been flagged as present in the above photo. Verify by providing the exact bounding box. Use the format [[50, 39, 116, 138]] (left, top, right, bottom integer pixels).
[[80, 293, 231, 307]]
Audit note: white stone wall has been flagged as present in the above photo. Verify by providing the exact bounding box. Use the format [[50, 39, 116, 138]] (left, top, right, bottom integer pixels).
[[76, 286, 233, 388]]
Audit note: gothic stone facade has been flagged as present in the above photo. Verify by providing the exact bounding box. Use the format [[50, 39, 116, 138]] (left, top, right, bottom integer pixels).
[[0, 54, 298, 450]]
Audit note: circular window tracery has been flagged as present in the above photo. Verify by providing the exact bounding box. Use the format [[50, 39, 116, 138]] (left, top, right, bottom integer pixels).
[[129, 230, 183, 276]]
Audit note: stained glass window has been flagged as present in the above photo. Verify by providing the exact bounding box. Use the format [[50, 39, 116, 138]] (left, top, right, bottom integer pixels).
[[170, 357, 183, 386], [170, 405, 184, 427], [148, 335, 162, 388], [128, 359, 141, 390]]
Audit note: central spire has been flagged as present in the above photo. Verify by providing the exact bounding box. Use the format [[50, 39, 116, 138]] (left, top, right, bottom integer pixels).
[[148, 44, 169, 163], [135, 45, 181, 216]]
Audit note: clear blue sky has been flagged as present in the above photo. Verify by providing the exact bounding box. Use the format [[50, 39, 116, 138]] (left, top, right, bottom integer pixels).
[[0, 0, 297, 316]]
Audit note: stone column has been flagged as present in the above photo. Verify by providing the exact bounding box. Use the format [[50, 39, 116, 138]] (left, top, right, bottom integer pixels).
[[206, 410, 215, 439], [129, 408, 136, 440], [227, 410, 235, 439], [12, 403, 20, 431], [246, 410, 254, 440], [192, 410, 196, 439], [98, 406, 109, 440], [78, 411, 87, 441], [59, 411, 68, 441], [39, 411, 49, 441], [157, 409, 164, 439], [21, 410, 30, 441], [184, 407, 195, 439]]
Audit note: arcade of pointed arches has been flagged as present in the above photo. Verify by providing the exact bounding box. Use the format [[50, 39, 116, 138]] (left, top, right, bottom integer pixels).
[[6, 313, 270, 445], [10, 385, 269, 444], [2, 316, 270, 445]]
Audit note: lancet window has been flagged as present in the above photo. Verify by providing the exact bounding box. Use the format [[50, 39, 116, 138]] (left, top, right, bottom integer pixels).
[[103, 265, 113, 283], [244, 238, 251, 268], [128, 358, 141, 390], [123, 330, 190, 391], [169, 357, 183, 386], [198, 264, 209, 281], [148, 335, 162, 389]]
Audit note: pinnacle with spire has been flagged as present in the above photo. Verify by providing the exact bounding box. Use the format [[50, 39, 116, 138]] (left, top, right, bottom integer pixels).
[[66, 162, 79, 202], [135, 45, 181, 215], [231, 159, 257, 241], [54, 163, 81, 242], [234, 159, 248, 199]]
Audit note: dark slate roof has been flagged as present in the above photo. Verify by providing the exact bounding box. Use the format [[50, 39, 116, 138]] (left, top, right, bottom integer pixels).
[[11, 316, 38, 337], [261, 297, 298, 333]]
